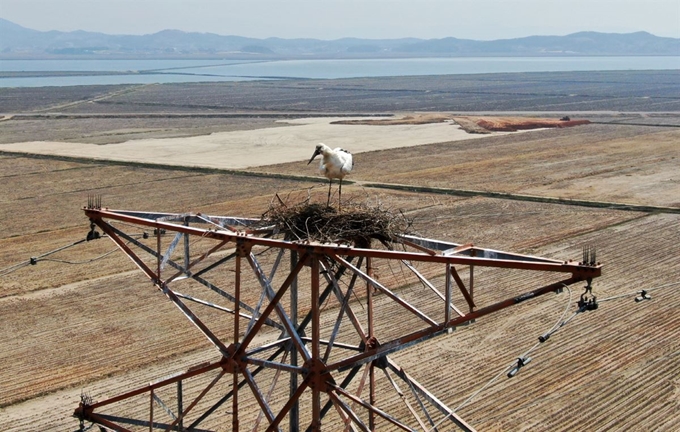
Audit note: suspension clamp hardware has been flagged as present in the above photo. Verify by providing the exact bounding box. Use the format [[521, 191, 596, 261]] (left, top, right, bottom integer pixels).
[[578, 279, 598, 311], [86, 220, 101, 241], [578, 296, 599, 311], [635, 290, 652, 302], [507, 356, 532, 378]]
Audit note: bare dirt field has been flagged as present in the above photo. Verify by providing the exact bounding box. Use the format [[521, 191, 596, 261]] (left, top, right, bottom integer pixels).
[[0, 154, 678, 431], [2, 118, 678, 208], [0, 116, 501, 170], [254, 122, 680, 208], [0, 73, 678, 431]]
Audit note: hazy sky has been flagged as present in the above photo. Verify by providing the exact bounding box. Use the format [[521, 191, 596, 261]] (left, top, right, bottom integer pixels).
[[1, 0, 679, 40]]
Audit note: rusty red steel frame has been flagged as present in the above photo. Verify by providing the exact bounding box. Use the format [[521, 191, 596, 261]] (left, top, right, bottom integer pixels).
[[74, 204, 601, 431]]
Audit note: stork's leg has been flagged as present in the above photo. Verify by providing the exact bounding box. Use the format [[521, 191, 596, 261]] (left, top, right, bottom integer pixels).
[[327, 178, 332, 207], [338, 179, 342, 212]]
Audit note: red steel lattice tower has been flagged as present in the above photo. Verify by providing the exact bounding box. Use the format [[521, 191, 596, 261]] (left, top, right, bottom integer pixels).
[[74, 204, 601, 431]]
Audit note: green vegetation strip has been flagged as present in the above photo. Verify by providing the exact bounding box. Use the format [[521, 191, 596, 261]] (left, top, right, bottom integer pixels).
[[2, 150, 678, 214]]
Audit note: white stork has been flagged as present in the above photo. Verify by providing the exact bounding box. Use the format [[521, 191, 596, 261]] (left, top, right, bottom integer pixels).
[[307, 143, 353, 210]]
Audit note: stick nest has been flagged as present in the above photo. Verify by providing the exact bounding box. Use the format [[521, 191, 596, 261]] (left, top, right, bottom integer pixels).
[[260, 194, 413, 245]]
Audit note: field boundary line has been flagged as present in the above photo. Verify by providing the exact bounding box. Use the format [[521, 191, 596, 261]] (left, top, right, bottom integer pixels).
[[361, 182, 680, 214], [0, 150, 326, 182], [589, 121, 680, 128], [2, 150, 678, 214], [4, 112, 393, 119]]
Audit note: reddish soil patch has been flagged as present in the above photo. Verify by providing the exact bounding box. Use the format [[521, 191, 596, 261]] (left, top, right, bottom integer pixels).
[[466, 116, 591, 132], [333, 113, 590, 133], [332, 113, 454, 126]]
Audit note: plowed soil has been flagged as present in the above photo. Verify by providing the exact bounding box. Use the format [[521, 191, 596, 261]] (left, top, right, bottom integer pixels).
[[253, 122, 680, 208], [0, 73, 679, 431], [1, 146, 678, 431]]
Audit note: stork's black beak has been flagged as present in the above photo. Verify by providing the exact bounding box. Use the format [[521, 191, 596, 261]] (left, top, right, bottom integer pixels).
[[307, 148, 321, 165]]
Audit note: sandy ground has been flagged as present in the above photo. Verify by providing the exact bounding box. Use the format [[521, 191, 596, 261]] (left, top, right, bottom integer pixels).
[[0, 117, 497, 169]]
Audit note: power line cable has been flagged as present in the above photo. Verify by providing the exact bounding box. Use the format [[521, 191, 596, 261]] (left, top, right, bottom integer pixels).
[[0, 260, 32, 277], [460, 286, 573, 406], [0, 228, 160, 277], [429, 279, 680, 431], [0, 238, 88, 276], [427, 285, 577, 431], [597, 281, 680, 303], [36, 249, 119, 265], [0, 232, 146, 277]]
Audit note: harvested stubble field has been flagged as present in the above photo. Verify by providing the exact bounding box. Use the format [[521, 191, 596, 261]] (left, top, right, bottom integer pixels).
[[0, 116, 288, 145], [1, 158, 678, 430], [254, 122, 680, 208], [2, 70, 678, 115], [0, 72, 679, 431]]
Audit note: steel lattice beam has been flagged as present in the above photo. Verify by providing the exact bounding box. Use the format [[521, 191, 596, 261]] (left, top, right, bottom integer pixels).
[[74, 206, 601, 431]]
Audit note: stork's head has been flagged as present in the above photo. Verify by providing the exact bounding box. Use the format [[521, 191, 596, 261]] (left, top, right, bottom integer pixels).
[[307, 144, 324, 165]]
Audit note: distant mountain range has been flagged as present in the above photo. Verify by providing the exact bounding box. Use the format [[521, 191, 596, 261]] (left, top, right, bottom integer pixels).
[[1, 18, 678, 59]]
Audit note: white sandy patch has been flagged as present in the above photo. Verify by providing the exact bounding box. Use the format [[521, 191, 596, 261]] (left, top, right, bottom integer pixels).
[[0, 117, 497, 170]]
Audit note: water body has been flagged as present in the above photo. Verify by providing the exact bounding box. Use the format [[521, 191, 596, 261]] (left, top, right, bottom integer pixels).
[[0, 56, 678, 87]]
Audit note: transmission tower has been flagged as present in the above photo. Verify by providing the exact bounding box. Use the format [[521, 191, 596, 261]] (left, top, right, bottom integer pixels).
[[74, 203, 601, 431]]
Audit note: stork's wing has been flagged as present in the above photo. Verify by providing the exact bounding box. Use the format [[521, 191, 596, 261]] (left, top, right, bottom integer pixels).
[[341, 153, 353, 174]]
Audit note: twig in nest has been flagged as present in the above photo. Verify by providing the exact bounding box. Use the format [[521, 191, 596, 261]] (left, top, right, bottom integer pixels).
[[259, 194, 414, 245]]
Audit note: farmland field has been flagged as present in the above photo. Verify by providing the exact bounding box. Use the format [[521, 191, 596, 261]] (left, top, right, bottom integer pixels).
[[3, 70, 679, 115], [0, 72, 678, 431]]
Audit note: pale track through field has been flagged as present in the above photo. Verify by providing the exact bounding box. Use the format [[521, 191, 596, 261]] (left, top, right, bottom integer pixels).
[[29, 84, 158, 113]]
